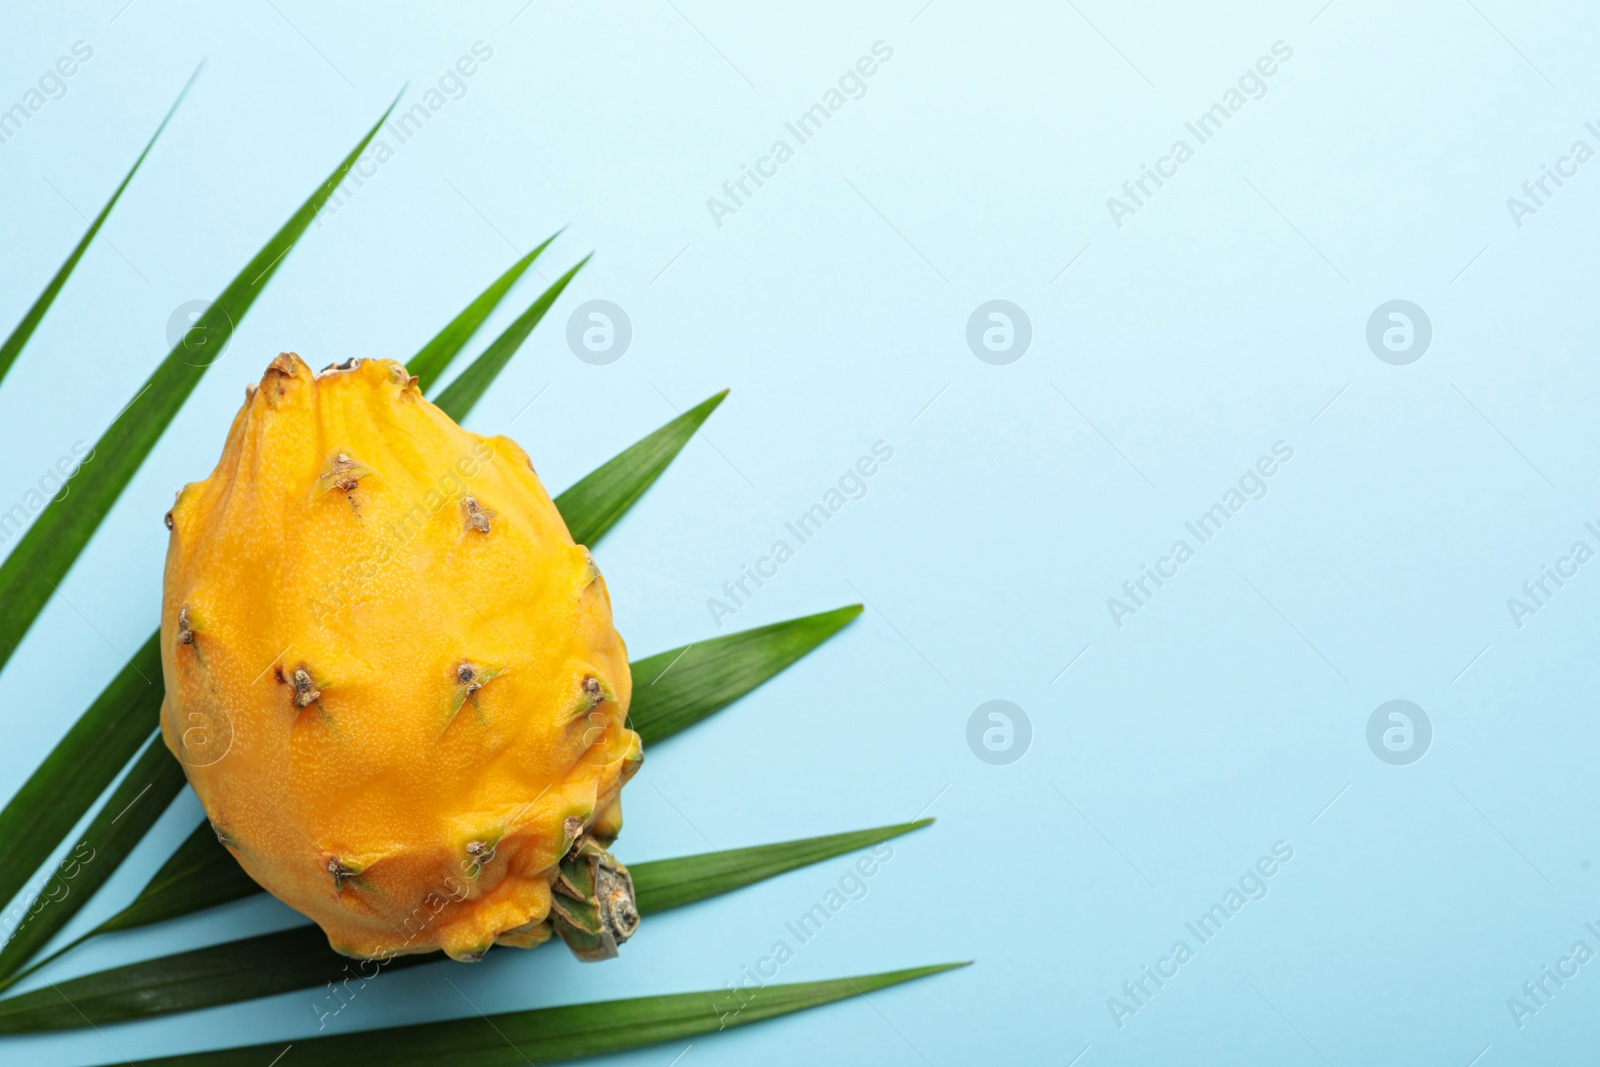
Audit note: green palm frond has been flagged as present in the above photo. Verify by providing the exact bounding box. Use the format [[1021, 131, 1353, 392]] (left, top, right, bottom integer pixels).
[[0, 73, 955, 1065], [433, 254, 590, 420], [0, 634, 161, 922], [0, 67, 201, 389], [407, 232, 559, 393], [556, 389, 727, 546], [90, 819, 256, 937], [0, 737, 182, 982], [631, 606, 863, 745], [107, 964, 967, 1067]]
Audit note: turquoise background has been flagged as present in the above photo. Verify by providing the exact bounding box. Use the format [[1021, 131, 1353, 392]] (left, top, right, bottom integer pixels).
[[3, 1, 1599, 1063]]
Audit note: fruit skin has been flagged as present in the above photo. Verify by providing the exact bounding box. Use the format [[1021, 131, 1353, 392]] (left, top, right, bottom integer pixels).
[[159, 353, 641, 962]]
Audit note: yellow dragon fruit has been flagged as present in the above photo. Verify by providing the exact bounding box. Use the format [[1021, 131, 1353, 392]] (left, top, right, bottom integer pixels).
[[159, 352, 641, 963]]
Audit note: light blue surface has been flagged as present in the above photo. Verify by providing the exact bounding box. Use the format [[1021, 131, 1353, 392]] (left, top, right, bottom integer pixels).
[[2, 1, 1598, 1063]]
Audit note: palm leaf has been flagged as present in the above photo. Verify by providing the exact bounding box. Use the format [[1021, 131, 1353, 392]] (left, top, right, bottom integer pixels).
[[629, 819, 926, 912], [0, 821, 930, 1032], [555, 390, 727, 546], [406, 232, 559, 393], [96, 964, 962, 1066], [0, 67, 200, 389], [630, 604, 862, 745], [91, 820, 256, 937], [431, 254, 589, 421], [0, 635, 160, 921], [0, 54, 945, 1067], [0, 736, 184, 982], [0, 97, 399, 677]]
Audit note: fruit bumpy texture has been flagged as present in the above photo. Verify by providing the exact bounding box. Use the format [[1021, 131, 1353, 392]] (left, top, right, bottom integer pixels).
[[159, 353, 641, 962]]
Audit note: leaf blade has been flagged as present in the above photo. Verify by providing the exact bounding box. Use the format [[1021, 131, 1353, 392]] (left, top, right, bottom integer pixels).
[[0, 926, 380, 1035], [94, 819, 257, 936], [0, 635, 161, 920], [407, 232, 560, 393], [0, 66, 201, 389], [554, 390, 727, 547], [632, 818, 931, 914], [0, 815, 937, 1033], [96, 964, 962, 1066], [0, 95, 399, 676], [0, 736, 185, 983], [431, 255, 588, 422], [629, 604, 862, 746]]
